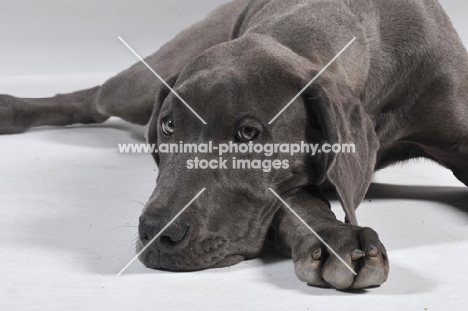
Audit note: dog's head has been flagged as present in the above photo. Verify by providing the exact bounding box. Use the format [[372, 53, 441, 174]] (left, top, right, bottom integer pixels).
[[138, 34, 378, 271]]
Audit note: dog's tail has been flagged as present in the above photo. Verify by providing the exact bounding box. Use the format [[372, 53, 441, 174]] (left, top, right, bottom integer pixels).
[[0, 86, 109, 134]]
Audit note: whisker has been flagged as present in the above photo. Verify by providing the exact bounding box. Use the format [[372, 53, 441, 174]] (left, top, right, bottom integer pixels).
[[107, 225, 138, 233], [132, 200, 146, 207], [129, 232, 140, 255]]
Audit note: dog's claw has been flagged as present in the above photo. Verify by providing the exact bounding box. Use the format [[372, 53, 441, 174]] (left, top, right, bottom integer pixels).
[[312, 248, 322, 261], [351, 249, 365, 261], [367, 246, 379, 257]]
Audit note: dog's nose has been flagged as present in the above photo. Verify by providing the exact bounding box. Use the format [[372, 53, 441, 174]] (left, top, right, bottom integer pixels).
[[139, 215, 190, 250]]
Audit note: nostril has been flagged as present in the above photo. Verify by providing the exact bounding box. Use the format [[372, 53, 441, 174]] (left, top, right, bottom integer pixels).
[[159, 235, 177, 247], [138, 217, 153, 243], [139, 232, 149, 242], [158, 225, 190, 248], [139, 213, 190, 249]]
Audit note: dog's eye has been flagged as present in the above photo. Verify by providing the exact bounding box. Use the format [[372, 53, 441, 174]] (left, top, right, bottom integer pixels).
[[161, 117, 175, 136], [236, 127, 259, 142]]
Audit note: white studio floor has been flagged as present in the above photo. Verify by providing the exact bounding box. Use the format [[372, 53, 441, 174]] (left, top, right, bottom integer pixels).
[[1, 75, 467, 311]]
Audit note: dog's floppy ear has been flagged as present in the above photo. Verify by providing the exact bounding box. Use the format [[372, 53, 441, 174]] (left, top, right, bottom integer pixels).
[[147, 73, 180, 165], [305, 81, 379, 225]]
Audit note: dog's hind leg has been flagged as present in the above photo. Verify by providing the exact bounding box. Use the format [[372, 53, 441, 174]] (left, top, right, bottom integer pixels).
[[427, 148, 468, 187], [0, 0, 248, 134], [0, 87, 108, 134], [407, 86, 468, 187], [453, 167, 468, 187]]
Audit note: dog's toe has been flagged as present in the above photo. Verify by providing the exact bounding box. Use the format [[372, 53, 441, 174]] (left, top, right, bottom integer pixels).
[[351, 228, 389, 289], [294, 248, 330, 288]]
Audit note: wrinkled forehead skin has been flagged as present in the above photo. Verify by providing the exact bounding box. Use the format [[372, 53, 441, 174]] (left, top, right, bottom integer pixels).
[[140, 34, 318, 271], [168, 35, 314, 129]]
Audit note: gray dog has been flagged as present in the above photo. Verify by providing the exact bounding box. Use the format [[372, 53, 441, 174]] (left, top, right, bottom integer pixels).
[[1, 0, 467, 290]]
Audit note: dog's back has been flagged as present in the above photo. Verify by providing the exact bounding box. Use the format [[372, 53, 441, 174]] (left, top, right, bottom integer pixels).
[[231, 0, 468, 182]]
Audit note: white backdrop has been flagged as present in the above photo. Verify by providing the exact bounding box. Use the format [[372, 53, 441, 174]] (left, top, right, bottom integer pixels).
[[0, 0, 467, 77]]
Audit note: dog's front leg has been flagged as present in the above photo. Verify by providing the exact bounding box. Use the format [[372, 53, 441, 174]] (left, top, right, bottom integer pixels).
[[271, 186, 389, 290]]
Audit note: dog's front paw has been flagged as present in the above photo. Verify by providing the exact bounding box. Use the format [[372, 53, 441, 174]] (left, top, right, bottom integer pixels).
[[293, 225, 389, 290]]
